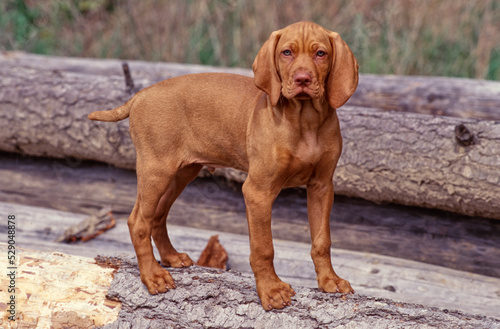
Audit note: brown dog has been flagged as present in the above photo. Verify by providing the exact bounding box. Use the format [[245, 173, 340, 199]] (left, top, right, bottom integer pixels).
[[88, 21, 358, 310]]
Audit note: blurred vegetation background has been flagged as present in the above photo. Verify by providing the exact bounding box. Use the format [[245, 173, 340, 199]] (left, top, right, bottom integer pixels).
[[1, 0, 499, 80]]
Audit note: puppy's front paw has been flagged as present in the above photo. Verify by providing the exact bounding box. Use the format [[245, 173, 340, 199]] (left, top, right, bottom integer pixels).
[[141, 264, 176, 294], [257, 279, 296, 311], [318, 276, 354, 294]]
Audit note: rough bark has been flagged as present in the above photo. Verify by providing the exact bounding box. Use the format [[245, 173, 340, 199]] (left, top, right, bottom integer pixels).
[[1, 55, 500, 219], [2, 246, 498, 328], [3, 52, 500, 120], [0, 64, 137, 168], [348, 74, 500, 120], [335, 108, 500, 219], [105, 257, 499, 329]]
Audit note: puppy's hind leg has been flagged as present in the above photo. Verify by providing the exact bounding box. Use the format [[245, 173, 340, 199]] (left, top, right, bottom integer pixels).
[[128, 162, 181, 295], [151, 164, 203, 268]]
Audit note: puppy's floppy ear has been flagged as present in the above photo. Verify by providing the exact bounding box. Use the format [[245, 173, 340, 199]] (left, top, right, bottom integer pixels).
[[327, 32, 359, 109], [253, 30, 282, 107]]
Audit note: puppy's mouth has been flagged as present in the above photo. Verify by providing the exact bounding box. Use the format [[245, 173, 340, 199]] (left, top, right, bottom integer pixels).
[[284, 83, 322, 100], [290, 87, 317, 100], [295, 91, 311, 99]]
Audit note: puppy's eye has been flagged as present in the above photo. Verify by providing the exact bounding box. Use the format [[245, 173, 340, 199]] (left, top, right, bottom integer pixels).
[[282, 50, 292, 56], [316, 50, 326, 57]]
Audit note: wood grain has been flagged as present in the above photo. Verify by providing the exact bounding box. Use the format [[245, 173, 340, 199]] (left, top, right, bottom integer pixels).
[[0, 245, 120, 327]]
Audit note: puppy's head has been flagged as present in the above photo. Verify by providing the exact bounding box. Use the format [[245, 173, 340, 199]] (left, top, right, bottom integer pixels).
[[253, 21, 359, 109]]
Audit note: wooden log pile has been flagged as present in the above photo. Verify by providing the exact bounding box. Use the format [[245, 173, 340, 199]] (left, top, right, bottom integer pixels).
[[1, 52, 500, 219]]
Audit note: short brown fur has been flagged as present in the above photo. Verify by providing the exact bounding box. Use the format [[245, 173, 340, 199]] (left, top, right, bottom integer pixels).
[[88, 21, 358, 310]]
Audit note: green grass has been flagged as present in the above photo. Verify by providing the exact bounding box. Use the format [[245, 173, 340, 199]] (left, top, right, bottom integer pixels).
[[1, 0, 499, 80]]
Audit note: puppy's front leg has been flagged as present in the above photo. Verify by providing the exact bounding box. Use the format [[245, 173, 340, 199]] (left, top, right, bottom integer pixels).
[[242, 178, 296, 310], [307, 178, 354, 294]]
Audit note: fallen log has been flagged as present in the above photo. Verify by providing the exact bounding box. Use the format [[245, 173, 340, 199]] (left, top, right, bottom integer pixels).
[[107, 259, 500, 329], [348, 74, 500, 120], [335, 108, 500, 219], [1, 245, 498, 328], [1, 56, 500, 219], [2, 52, 500, 120]]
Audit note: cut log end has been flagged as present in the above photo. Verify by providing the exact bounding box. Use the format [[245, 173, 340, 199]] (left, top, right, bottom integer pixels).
[[0, 245, 121, 327]]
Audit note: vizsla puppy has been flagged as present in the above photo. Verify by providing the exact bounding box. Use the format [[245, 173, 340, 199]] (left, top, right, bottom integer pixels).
[[88, 21, 358, 310]]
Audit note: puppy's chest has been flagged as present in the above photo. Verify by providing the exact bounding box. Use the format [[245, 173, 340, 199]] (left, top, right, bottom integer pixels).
[[287, 132, 323, 170], [295, 136, 321, 162], [281, 140, 322, 187]]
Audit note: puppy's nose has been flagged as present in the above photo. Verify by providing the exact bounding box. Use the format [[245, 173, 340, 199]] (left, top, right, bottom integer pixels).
[[294, 72, 312, 86]]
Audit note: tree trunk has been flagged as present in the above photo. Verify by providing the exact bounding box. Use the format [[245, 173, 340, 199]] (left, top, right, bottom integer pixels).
[[3, 52, 500, 120], [1, 54, 500, 219], [336, 107, 500, 219], [348, 74, 500, 120], [2, 246, 498, 328]]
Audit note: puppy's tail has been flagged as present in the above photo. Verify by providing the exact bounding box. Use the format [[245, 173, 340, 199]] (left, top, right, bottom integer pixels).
[[88, 101, 131, 122]]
